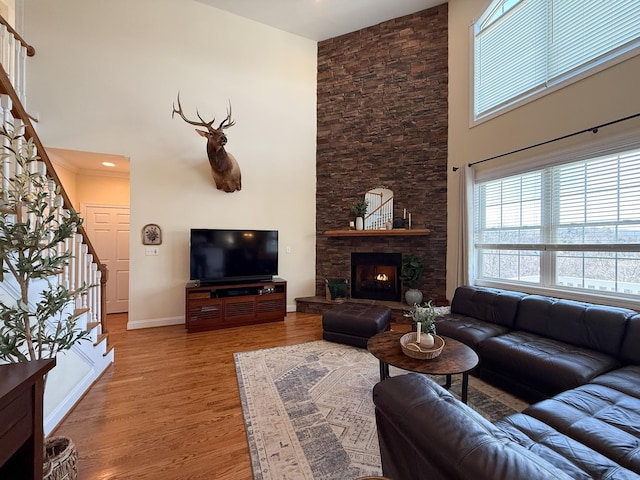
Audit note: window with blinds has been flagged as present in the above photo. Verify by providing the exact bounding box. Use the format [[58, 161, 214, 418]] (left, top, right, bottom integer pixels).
[[474, 148, 640, 299], [473, 0, 640, 122]]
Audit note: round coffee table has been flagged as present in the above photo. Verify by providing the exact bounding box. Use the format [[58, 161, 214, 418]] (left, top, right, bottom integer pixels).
[[367, 330, 479, 403]]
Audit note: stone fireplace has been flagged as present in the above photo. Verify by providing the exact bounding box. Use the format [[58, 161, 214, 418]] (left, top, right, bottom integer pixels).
[[300, 4, 448, 317], [351, 252, 402, 302]]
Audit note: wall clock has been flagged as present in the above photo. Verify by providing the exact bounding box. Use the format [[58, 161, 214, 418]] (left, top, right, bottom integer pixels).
[[142, 224, 162, 245]]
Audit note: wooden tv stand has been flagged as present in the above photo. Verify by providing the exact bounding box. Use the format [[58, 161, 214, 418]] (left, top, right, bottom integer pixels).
[[185, 277, 287, 332]]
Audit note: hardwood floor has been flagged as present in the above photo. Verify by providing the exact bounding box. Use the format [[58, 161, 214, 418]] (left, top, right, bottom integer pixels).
[[52, 312, 325, 480]]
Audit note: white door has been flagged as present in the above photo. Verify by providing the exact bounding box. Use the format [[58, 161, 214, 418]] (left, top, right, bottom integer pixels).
[[84, 205, 130, 314]]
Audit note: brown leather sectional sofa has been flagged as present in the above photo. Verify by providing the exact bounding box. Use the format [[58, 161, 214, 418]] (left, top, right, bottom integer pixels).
[[373, 285, 640, 479]]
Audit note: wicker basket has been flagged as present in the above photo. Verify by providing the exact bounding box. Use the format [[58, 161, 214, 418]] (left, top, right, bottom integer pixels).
[[43, 436, 78, 480], [400, 332, 445, 359]]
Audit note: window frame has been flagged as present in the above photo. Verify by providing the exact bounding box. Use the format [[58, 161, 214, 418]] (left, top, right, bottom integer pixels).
[[471, 0, 640, 126], [472, 133, 640, 310]]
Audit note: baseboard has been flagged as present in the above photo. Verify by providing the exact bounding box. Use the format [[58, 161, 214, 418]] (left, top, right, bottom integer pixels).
[[127, 315, 183, 330]]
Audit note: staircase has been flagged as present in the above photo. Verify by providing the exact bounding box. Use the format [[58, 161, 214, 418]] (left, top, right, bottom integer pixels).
[[0, 16, 113, 435]]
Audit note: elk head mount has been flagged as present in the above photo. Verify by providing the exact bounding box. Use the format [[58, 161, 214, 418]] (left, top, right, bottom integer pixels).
[[172, 93, 241, 193]]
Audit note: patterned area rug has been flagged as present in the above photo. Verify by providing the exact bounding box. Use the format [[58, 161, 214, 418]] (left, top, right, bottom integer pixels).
[[234, 340, 528, 480]]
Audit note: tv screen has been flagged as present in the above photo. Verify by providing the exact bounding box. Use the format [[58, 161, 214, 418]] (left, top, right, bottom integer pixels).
[[190, 229, 278, 284]]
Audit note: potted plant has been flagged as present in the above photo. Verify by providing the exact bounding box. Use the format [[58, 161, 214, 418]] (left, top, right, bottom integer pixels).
[[404, 300, 438, 347], [325, 278, 349, 302], [0, 123, 89, 478], [0, 122, 90, 365], [399, 254, 425, 305], [351, 199, 368, 230]]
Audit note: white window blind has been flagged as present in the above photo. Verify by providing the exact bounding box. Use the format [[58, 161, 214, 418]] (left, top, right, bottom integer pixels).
[[474, 148, 640, 299], [474, 0, 640, 121]]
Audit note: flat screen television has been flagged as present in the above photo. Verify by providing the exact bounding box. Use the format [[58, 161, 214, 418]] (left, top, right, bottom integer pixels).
[[189, 229, 278, 284]]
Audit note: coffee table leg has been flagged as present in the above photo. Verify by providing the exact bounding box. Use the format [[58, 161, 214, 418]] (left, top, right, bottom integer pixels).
[[379, 360, 389, 381], [445, 374, 452, 390], [461, 372, 469, 404]]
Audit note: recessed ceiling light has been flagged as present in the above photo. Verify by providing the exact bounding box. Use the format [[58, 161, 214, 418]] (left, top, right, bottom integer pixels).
[[102, 162, 116, 167]]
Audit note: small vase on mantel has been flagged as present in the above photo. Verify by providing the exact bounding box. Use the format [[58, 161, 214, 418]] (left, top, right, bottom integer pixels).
[[355, 217, 364, 231]]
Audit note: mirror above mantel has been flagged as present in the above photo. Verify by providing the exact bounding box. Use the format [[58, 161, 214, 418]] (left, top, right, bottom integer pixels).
[[364, 187, 393, 230]]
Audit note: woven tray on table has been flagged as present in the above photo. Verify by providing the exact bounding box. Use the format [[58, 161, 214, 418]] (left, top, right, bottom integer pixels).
[[400, 332, 445, 359], [43, 436, 78, 480]]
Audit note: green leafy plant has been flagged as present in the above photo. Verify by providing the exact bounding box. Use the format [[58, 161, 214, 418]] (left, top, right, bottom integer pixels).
[[351, 199, 369, 218], [404, 300, 438, 334], [0, 122, 90, 364], [326, 278, 349, 300], [399, 254, 425, 289]]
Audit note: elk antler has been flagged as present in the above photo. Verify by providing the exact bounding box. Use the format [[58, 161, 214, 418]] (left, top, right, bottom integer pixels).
[[172, 92, 216, 131], [218, 101, 235, 130]]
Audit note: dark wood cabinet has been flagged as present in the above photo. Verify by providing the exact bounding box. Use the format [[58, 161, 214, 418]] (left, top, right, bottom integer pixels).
[[185, 278, 287, 332], [0, 359, 55, 480]]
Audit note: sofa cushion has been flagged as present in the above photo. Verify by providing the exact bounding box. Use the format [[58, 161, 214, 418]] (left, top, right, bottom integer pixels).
[[514, 295, 635, 357], [450, 285, 526, 328], [516, 365, 640, 475], [435, 313, 511, 350], [496, 413, 640, 479], [590, 365, 640, 400], [478, 331, 622, 396], [620, 314, 640, 364], [373, 374, 574, 480]]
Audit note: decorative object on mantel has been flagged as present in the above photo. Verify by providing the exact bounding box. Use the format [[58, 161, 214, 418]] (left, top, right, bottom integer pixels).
[[142, 223, 162, 245], [364, 187, 393, 230], [393, 217, 406, 229], [172, 93, 241, 192], [325, 278, 349, 302], [399, 254, 425, 305], [324, 228, 431, 237], [351, 198, 369, 231]]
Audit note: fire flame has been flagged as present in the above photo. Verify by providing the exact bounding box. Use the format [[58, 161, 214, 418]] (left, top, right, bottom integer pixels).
[[376, 274, 388, 281]]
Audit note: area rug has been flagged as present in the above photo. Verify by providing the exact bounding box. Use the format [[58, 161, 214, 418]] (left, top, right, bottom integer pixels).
[[234, 340, 528, 480]]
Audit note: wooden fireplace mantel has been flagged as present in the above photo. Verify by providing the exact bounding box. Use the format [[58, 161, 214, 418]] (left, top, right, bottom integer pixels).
[[324, 229, 431, 237]]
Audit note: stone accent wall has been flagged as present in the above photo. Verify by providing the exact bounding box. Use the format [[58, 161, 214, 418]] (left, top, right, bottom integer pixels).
[[316, 4, 448, 304]]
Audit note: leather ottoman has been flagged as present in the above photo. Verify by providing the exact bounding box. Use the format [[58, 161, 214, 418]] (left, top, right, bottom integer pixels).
[[322, 302, 391, 348]]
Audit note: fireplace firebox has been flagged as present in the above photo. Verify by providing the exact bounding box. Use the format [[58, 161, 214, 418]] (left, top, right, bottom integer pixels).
[[351, 252, 402, 302]]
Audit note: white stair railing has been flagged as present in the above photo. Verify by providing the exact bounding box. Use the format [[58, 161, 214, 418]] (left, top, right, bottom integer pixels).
[[0, 18, 33, 108]]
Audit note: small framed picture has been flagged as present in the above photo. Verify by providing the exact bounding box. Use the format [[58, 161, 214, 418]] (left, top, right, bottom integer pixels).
[[142, 224, 162, 245]]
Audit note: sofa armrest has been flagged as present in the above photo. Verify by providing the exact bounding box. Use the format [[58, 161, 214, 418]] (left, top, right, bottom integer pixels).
[[373, 374, 573, 480]]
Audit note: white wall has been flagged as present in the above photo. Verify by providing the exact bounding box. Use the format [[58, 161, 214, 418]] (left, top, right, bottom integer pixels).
[[23, 0, 318, 327], [447, 0, 640, 300]]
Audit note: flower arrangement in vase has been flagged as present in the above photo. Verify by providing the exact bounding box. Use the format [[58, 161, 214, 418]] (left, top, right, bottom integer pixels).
[[404, 300, 438, 348]]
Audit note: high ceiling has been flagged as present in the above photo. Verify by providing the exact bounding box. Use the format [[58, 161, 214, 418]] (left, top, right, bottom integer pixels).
[[53, 0, 447, 175], [195, 0, 447, 41]]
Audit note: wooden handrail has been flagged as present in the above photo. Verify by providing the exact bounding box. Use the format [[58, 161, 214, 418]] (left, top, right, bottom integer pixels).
[[0, 63, 108, 333], [0, 15, 35, 56]]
